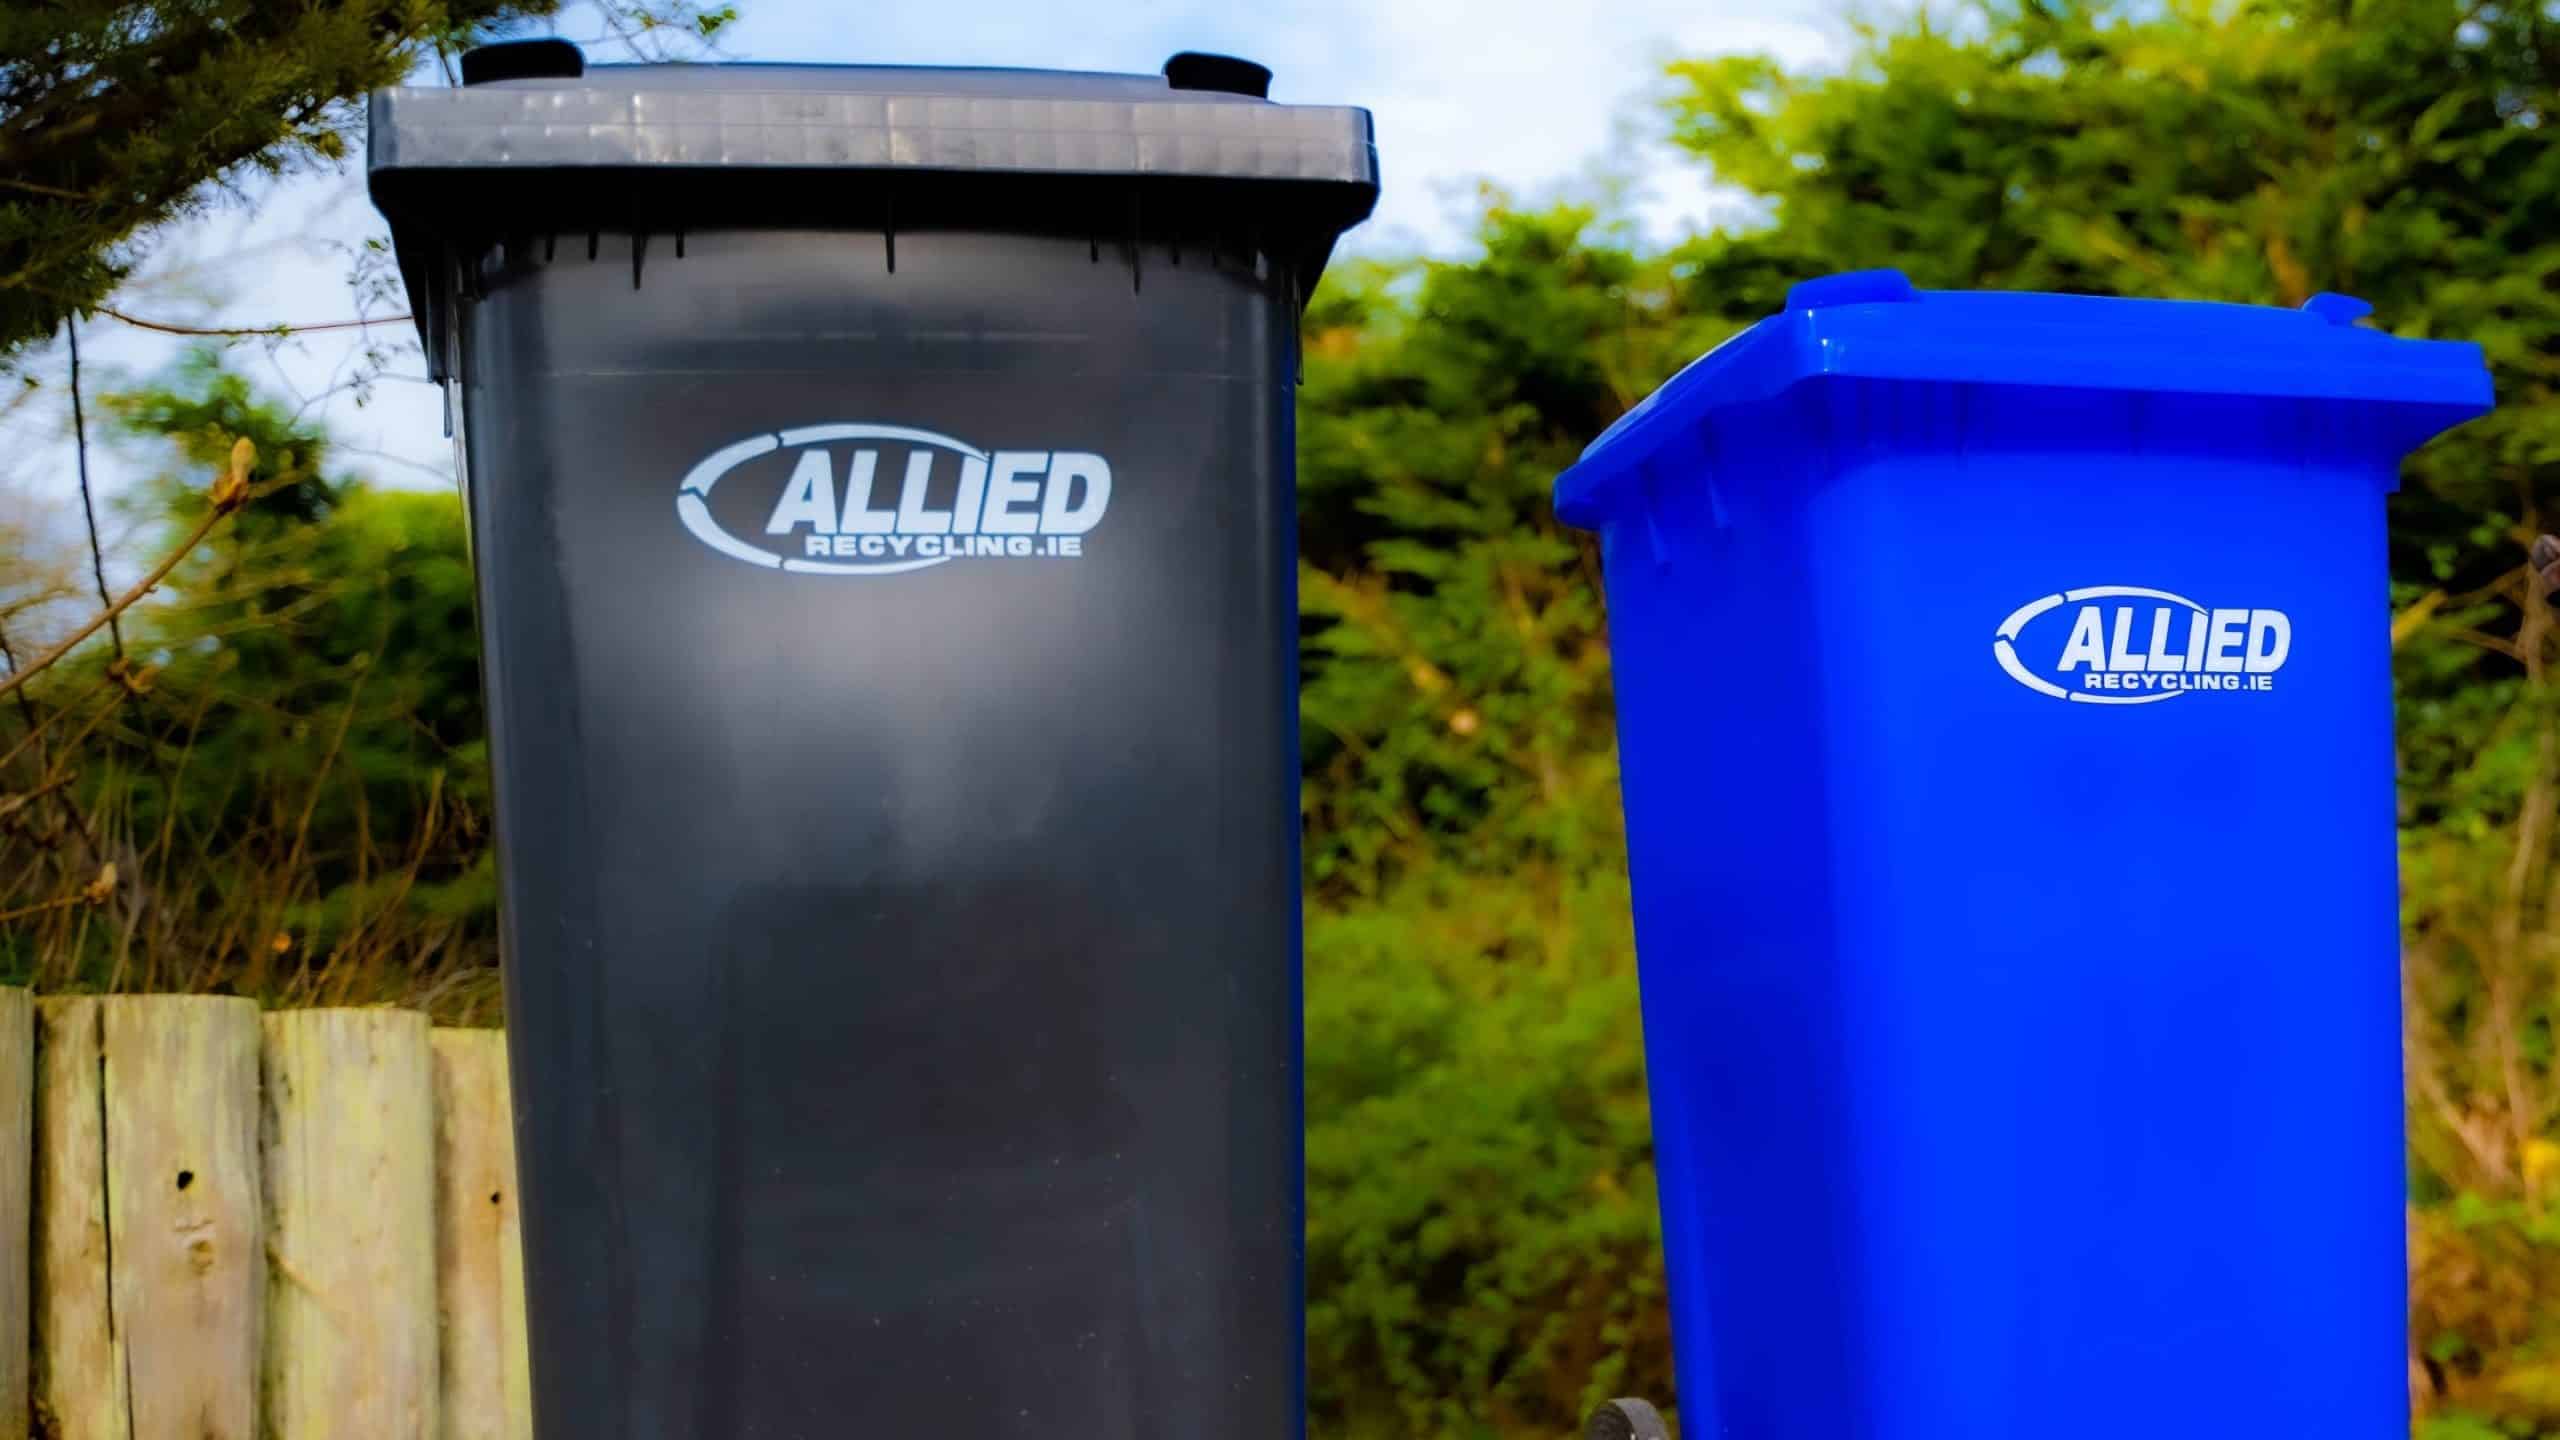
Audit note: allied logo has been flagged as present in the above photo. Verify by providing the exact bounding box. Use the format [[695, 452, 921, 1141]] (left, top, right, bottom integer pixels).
[[1994, 586, 2291, 704], [676, 424, 1110, 576]]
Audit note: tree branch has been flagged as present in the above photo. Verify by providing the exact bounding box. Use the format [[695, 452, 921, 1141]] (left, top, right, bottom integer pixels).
[[95, 305, 411, 337], [2392, 589, 2445, 649], [0, 490, 247, 706]]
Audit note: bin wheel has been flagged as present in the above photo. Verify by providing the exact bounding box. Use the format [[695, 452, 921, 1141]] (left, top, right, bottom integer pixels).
[[1585, 1397, 1671, 1440]]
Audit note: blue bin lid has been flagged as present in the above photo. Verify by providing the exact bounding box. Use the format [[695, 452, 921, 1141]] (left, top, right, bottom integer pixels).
[[1553, 268, 2494, 528]]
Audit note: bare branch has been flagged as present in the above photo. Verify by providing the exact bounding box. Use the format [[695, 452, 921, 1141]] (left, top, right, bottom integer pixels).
[[66, 316, 123, 661], [0, 470, 254, 706], [95, 304, 411, 337], [2392, 589, 2445, 649]]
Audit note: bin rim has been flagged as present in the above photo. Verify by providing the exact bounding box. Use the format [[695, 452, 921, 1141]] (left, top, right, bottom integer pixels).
[[1552, 269, 2495, 529], [366, 58, 1378, 190]]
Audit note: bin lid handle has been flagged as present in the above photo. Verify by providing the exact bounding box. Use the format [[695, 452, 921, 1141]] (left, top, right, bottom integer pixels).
[[459, 38, 585, 86], [1784, 268, 1919, 311]]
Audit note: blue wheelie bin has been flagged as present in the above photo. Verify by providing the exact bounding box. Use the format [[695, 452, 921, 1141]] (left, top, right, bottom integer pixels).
[[1555, 270, 2491, 1439]]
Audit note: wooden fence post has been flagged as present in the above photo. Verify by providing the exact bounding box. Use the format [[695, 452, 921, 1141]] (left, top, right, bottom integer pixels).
[[0, 987, 28, 1440], [262, 1008, 439, 1440], [430, 1029, 531, 1440], [33, 997, 269, 1438], [31, 998, 121, 1440], [100, 996, 264, 1440]]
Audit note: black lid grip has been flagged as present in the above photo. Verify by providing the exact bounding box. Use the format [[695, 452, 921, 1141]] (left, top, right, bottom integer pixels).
[[461, 38, 586, 87], [1163, 52, 1271, 98]]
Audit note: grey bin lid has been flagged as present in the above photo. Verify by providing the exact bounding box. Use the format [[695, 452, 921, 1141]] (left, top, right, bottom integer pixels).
[[368, 47, 1379, 378], [369, 58, 1379, 188]]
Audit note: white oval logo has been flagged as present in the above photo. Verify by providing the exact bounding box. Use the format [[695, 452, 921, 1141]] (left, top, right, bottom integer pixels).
[[676, 424, 1111, 576], [1994, 586, 2291, 704]]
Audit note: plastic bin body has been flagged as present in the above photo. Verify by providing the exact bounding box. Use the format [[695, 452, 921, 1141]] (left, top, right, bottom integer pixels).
[[370, 58, 1373, 1440], [1554, 273, 2491, 1440]]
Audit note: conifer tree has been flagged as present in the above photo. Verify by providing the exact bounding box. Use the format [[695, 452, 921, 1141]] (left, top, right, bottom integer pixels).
[[0, 1, 737, 356]]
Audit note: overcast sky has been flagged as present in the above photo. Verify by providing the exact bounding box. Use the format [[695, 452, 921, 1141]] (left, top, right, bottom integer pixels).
[[1, 0, 1850, 538]]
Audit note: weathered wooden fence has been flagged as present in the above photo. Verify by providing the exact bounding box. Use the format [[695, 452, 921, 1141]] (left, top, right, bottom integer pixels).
[[0, 989, 529, 1440]]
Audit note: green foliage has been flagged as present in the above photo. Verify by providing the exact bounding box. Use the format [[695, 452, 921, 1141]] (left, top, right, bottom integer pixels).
[[1296, 210, 1714, 1431], [2421, 1416, 2526, 1440], [1305, 871, 1664, 1437], [0, 350, 495, 1011], [1298, 212, 1711, 898]]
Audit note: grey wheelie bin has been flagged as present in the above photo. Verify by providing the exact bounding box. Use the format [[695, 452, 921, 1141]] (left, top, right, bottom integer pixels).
[[368, 41, 1376, 1439]]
